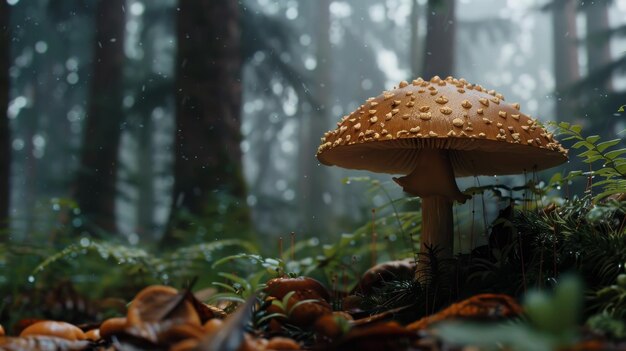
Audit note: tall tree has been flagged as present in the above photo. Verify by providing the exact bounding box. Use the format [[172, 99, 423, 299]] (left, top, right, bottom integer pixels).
[[550, 0, 580, 121], [583, 0, 612, 91], [75, 0, 126, 233], [422, 0, 456, 79], [0, 0, 10, 233], [299, 0, 331, 236], [409, 0, 423, 79], [166, 0, 248, 243]]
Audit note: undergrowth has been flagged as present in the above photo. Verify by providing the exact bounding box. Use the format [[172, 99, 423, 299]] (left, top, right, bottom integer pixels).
[[0, 123, 625, 339]]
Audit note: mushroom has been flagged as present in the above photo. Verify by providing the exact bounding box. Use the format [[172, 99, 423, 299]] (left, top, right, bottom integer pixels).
[[264, 276, 333, 327], [99, 316, 128, 339], [19, 320, 86, 341], [316, 76, 567, 267]]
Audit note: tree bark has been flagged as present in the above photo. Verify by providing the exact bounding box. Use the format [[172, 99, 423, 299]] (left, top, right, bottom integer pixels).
[[76, 0, 125, 233], [299, 0, 331, 235], [583, 0, 612, 91], [551, 0, 580, 121], [0, 0, 10, 234], [422, 0, 456, 79], [409, 0, 423, 79], [167, 0, 248, 243]]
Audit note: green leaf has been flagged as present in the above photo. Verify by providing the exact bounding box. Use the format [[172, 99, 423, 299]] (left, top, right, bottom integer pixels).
[[586, 135, 601, 144], [570, 125, 582, 134], [572, 141, 592, 149], [566, 170, 583, 178], [582, 155, 604, 164], [218, 272, 252, 292], [594, 187, 626, 202], [212, 282, 237, 293], [579, 149, 600, 158], [257, 312, 286, 325], [207, 293, 246, 304], [597, 139, 621, 152], [558, 121, 571, 129], [287, 298, 320, 316], [605, 148, 626, 160], [436, 322, 554, 351], [592, 168, 619, 177], [562, 135, 579, 141]]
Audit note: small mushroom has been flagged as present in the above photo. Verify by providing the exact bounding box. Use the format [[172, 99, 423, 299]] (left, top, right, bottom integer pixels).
[[266, 336, 301, 350], [20, 321, 86, 341], [99, 317, 128, 339], [264, 276, 332, 328]]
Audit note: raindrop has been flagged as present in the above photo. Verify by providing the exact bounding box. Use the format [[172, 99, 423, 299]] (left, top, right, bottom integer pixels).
[[65, 57, 79, 71], [246, 195, 257, 206], [128, 233, 139, 245], [304, 56, 317, 71], [283, 189, 295, 201], [285, 7, 298, 20], [32, 134, 45, 148], [299, 34, 311, 46], [80, 237, 91, 247], [34, 41, 48, 54], [27, 275, 35, 283], [66, 72, 79, 85], [11, 138, 24, 151], [72, 218, 82, 227], [123, 95, 135, 108], [322, 192, 332, 204], [130, 2, 145, 16]]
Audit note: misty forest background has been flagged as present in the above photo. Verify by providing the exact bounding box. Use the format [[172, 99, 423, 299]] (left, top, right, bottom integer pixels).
[[0, 0, 625, 256]]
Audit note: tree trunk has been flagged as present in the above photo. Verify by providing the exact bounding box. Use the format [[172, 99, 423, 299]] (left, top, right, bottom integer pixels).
[[76, 0, 125, 233], [0, 0, 10, 234], [166, 0, 248, 243], [583, 0, 612, 91], [551, 0, 580, 121], [409, 0, 423, 79], [422, 0, 456, 79], [299, 0, 331, 236]]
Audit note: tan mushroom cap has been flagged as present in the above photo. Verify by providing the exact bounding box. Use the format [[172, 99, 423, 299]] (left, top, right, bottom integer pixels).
[[19, 321, 86, 341], [317, 76, 567, 177]]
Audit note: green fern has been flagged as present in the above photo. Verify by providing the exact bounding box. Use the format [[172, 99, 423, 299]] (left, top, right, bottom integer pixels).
[[550, 122, 626, 201]]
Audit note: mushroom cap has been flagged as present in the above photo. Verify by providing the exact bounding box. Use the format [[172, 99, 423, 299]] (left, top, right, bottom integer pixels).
[[264, 276, 331, 301], [99, 317, 128, 339], [19, 320, 86, 341], [317, 76, 568, 177]]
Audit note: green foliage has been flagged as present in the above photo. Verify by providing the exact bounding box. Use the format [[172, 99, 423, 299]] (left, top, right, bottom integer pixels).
[[436, 275, 583, 351], [463, 194, 626, 302], [587, 312, 626, 339], [588, 267, 626, 322], [549, 122, 626, 201], [32, 238, 257, 286]]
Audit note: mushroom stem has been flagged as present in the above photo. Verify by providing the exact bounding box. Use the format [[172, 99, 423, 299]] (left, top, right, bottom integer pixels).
[[420, 195, 454, 260], [391, 148, 469, 278], [392, 149, 468, 203]]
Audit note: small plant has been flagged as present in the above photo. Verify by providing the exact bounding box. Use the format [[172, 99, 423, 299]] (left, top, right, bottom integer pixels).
[[435, 275, 583, 351], [549, 122, 626, 201]]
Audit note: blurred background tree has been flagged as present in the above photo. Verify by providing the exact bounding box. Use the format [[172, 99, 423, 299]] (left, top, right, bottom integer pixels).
[[163, 0, 250, 247], [75, 0, 126, 235], [0, 0, 10, 235], [0, 0, 625, 250]]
